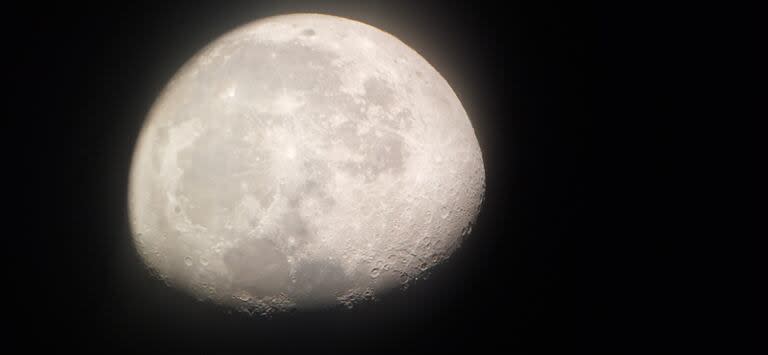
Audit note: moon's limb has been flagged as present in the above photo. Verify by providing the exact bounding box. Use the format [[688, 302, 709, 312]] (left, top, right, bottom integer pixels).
[[129, 13, 485, 314]]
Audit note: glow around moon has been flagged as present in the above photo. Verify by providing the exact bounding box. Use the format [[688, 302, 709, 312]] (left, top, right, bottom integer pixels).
[[129, 13, 485, 314]]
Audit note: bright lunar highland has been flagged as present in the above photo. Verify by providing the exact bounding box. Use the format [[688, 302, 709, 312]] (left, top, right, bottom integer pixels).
[[129, 13, 485, 315]]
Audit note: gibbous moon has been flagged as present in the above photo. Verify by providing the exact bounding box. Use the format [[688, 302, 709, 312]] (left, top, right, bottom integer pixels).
[[129, 13, 485, 314]]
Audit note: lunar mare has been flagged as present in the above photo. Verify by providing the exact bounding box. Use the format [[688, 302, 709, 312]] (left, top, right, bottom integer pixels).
[[129, 14, 485, 314]]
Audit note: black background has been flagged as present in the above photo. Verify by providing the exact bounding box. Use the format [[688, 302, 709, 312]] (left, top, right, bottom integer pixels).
[[10, 0, 755, 353]]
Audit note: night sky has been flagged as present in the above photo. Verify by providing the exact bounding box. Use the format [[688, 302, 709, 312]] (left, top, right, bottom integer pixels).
[[10, 1, 753, 353]]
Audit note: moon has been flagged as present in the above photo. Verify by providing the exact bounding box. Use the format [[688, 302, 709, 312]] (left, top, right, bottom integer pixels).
[[129, 13, 485, 314]]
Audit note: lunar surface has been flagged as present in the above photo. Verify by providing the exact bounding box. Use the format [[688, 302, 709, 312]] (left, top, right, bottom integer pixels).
[[129, 13, 485, 314]]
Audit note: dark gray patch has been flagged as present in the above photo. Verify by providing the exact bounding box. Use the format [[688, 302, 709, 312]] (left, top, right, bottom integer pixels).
[[322, 196, 336, 206], [290, 260, 352, 306], [339, 131, 407, 182], [155, 126, 169, 145], [396, 109, 414, 130], [223, 239, 290, 296], [152, 126, 170, 170], [287, 197, 301, 209], [303, 179, 319, 193], [381, 108, 414, 131], [280, 211, 312, 242], [301, 28, 316, 37], [334, 120, 362, 150], [175, 128, 276, 226], [298, 161, 337, 207], [176, 131, 244, 225], [255, 186, 276, 208], [367, 133, 405, 176], [363, 78, 395, 108], [194, 40, 342, 99]]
